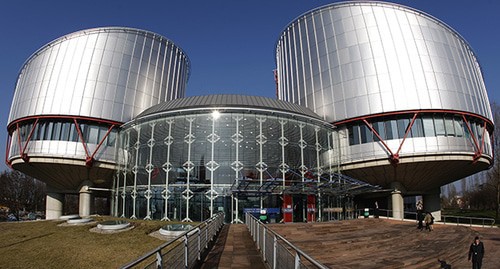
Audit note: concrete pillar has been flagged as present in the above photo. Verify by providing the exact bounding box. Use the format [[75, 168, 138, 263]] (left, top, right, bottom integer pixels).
[[423, 188, 442, 221], [46, 192, 64, 220], [391, 182, 405, 220], [79, 181, 93, 217]]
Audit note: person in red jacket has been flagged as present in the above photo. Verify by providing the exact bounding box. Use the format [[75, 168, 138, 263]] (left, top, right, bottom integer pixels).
[[468, 236, 485, 269]]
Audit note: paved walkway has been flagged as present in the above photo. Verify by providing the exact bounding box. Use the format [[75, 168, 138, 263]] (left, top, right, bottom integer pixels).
[[200, 224, 266, 269], [199, 220, 500, 269], [268, 219, 500, 269]]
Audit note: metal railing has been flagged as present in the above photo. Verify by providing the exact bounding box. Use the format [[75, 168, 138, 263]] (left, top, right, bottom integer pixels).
[[364, 208, 496, 228], [442, 215, 496, 227], [374, 209, 418, 220], [121, 213, 224, 269], [246, 213, 329, 269]]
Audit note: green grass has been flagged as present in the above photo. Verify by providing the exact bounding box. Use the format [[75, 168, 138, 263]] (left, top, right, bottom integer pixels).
[[0, 216, 194, 269]]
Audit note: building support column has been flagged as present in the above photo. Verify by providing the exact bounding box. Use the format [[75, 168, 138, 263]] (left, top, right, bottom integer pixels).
[[391, 182, 405, 220], [46, 192, 64, 220], [79, 181, 93, 217], [423, 188, 442, 221]]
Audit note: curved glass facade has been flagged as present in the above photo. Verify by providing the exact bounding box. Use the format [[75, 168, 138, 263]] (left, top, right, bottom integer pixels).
[[113, 96, 334, 221], [8, 117, 118, 164], [338, 112, 492, 166]]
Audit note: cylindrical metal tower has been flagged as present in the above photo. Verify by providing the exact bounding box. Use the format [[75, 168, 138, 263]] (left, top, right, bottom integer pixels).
[[275, 1, 493, 199], [6, 27, 190, 217]]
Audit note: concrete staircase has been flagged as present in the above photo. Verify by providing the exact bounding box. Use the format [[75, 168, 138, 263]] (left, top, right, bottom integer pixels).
[[268, 219, 476, 268]]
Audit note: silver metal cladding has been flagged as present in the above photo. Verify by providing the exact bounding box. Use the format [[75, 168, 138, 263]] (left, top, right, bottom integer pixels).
[[8, 27, 190, 124], [275, 1, 492, 123]]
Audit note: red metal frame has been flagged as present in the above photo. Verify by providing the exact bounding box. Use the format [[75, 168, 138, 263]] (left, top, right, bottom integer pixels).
[[5, 135, 12, 168], [334, 109, 493, 130], [17, 118, 39, 163], [6, 115, 121, 168], [461, 115, 488, 163], [361, 113, 418, 164], [273, 69, 279, 98], [335, 109, 493, 165], [88, 124, 116, 167], [7, 115, 120, 132]]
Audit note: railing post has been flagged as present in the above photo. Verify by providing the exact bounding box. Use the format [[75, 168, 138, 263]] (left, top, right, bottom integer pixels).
[[184, 233, 189, 269], [198, 228, 201, 261], [262, 227, 266, 262], [206, 224, 209, 248], [156, 250, 163, 269], [252, 218, 255, 238], [257, 222, 260, 249], [273, 235, 277, 269], [295, 252, 301, 269]]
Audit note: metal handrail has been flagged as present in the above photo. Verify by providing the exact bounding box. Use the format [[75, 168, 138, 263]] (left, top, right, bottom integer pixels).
[[442, 215, 496, 227], [246, 213, 328, 269], [121, 213, 224, 269], [365, 208, 496, 228]]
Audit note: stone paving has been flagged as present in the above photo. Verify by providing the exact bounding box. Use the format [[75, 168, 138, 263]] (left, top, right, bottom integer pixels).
[[199, 219, 500, 268], [268, 219, 500, 269]]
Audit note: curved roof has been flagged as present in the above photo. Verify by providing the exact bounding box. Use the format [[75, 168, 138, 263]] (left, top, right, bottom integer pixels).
[[21, 26, 191, 80], [136, 94, 323, 120], [275, 1, 478, 68]]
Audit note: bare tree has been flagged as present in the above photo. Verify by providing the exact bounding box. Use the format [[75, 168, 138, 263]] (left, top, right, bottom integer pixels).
[[0, 170, 46, 219], [485, 102, 500, 219]]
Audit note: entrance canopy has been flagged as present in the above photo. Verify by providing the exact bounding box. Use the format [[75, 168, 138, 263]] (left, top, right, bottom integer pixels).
[[230, 170, 381, 197]]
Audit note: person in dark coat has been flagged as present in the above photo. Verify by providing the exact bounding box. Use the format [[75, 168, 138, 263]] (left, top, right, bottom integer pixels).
[[468, 236, 485, 269], [416, 200, 424, 230]]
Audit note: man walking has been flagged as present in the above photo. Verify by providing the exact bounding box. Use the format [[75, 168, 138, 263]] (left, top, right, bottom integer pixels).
[[468, 236, 485, 269]]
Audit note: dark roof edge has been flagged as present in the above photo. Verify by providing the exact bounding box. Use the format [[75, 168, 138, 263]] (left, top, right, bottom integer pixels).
[[132, 94, 327, 124]]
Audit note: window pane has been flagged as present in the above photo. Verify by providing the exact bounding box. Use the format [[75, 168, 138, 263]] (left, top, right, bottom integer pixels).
[[79, 124, 87, 142], [422, 116, 435, 137], [88, 125, 99, 144], [463, 120, 471, 138], [444, 116, 455, 136], [108, 130, 117, 146], [397, 118, 410, 138], [454, 117, 463, 137], [45, 122, 53, 140], [348, 125, 360, 145], [373, 121, 385, 141], [52, 122, 62, 140], [385, 119, 397, 140], [69, 123, 79, 142], [98, 126, 109, 145], [360, 124, 373, 143], [61, 122, 70, 141], [476, 122, 483, 142], [37, 122, 46, 140], [434, 116, 446, 136], [32, 123, 39, 140], [412, 117, 424, 137]]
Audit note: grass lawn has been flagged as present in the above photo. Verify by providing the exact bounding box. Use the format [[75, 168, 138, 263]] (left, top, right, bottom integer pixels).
[[0, 216, 191, 268]]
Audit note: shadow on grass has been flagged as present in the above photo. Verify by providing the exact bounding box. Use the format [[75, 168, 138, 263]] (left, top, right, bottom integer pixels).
[[1, 232, 54, 248]]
